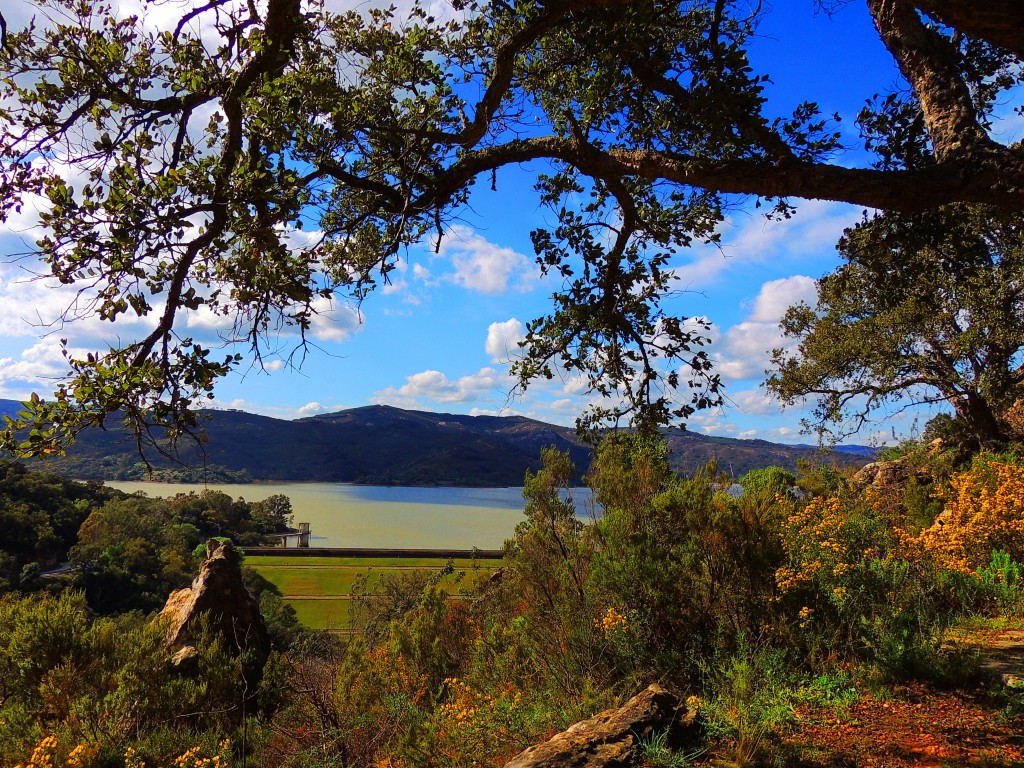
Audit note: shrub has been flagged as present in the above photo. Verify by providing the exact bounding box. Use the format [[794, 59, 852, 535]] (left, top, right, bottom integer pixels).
[[738, 467, 796, 500], [979, 550, 1024, 616], [701, 641, 794, 768], [588, 437, 783, 682], [774, 490, 971, 675], [429, 678, 545, 768], [914, 454, 1024, 573]]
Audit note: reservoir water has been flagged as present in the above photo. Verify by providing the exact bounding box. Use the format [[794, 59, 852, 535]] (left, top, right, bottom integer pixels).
[[104, 482, 598, 549]]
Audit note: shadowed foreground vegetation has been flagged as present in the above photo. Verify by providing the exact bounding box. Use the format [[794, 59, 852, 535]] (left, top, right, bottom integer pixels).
[[2, 432, 1024, 767]]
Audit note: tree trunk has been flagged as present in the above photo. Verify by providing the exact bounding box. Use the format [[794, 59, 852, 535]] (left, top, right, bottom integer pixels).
[[953, 392, 1007, 447]]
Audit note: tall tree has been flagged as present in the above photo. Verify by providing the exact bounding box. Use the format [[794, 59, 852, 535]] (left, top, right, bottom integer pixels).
[[0, 0, 1021, 449], [766, 204, 1024, 446]]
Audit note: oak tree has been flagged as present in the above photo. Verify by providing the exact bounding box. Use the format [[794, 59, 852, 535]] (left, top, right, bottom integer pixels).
[[767, 204, 1024, 446], [0, 0, 1021, 450]]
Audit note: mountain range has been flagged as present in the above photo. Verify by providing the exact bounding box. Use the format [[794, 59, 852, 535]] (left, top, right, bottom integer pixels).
[[1, 400, 876, 486]]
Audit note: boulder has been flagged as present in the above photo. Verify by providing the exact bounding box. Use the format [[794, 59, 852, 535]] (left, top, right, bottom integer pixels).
[[851, 441, 942, 491], [158, 539, 270, 667], [502, 684, 697, 768]]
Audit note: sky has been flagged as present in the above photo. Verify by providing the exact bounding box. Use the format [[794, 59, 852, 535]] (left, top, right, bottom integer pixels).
[[0, 0, 1021, 446]]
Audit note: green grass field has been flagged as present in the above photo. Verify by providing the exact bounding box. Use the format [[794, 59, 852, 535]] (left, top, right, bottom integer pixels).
[[247, 554, 503, 631], [247, 555, 501, 568]]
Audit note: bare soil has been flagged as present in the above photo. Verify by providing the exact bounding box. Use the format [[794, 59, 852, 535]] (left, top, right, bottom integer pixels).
[[774, 630, 1024, 768]]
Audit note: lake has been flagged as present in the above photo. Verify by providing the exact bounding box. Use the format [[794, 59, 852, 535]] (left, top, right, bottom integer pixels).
[[103, 481, 598, 549]]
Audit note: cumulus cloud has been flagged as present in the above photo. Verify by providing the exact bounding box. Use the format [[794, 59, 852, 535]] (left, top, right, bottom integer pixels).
[[296, 401, 328, 417], [717, 275, 818, 381], [185, 304, 233, 334], [672, 200, 859, 290], [561, 375, 590, 396], [485, 318, 526, 362], [440, 226, 537, 294], [687, 408, 734, 436], [308, 295, 364, 342], [412, 263, 437, 285], [726, 388, 780, 417], [0, 340, 82, 398], [374, 367, 501, 407], [469, 406, 515, 417], [748, 275, 817, 321], [208, 397, 342, 420]]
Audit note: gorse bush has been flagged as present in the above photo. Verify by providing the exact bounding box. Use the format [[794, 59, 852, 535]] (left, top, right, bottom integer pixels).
[[0, 591, 266, 768], [3, 437, 1021, 768], [913, 454, 1024, 573]]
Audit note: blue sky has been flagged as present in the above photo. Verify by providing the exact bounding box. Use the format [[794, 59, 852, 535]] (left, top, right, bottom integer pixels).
[[1, 0, 1021, 444]]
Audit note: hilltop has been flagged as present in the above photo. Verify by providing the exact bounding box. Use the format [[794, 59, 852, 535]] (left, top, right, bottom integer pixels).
[[4, 401, 873, 485]]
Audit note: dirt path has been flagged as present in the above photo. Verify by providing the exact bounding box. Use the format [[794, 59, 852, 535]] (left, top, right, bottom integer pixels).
[[974, 628, 1024, 688], [774, 631, 1024, 767]]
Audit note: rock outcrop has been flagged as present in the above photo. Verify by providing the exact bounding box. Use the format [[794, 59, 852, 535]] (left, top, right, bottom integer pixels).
[[502, 684, 697, 768], [158, 539, 270, 668], [851, 439, 943, 490]]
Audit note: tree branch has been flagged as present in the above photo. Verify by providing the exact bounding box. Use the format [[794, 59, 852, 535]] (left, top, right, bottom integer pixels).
[[913, 0, 1024, 60], [867, 0, 997, 161]]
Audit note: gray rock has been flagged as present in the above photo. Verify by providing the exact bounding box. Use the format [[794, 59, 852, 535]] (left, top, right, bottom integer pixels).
[[158, 539, 270, 667]]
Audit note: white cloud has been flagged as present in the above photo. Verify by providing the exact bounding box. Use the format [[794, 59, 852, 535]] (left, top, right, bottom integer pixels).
[[440, 226, 538, 294], [469, 406, 516, 417], [748, 275, 817, 322], [308, 295, 364, 342], [717, 275, 818, 381], [374, 366, 501, 406], [726, 388, 779, 417], [672, 200, 860, 290], [687, 408, 735, 436], [185, 304, 233, 333], [296, 401, 328, 417], [208, 396, 348, 420], [485, 318, 525, 362], [412, 263, 437, 286], [562, 375, 590, 396], [0, 339, 84, 398], [548, 398, 577, 413]]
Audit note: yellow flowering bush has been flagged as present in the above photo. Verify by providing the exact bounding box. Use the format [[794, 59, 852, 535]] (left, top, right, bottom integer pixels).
[[14, 737, 99, 768], [123, 747, 145, 768], [172, 739, 231, 768], [913, 455, 1024, 574], [775, 494, 874, 608], [774, 489, 960, 674], [432, 677, 537, 768], [595, 606, 629, 637]]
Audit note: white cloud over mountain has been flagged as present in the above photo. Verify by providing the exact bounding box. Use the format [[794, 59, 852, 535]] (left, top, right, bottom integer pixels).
[[440, 226, 538, 294], [373, 367, 501, 407], [485, 318, 525, 362]]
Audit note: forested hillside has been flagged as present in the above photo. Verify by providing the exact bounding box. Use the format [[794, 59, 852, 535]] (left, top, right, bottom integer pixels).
[[7, 401, 869, 484]]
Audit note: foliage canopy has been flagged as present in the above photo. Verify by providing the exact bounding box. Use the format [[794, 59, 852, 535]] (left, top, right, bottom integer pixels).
[[767, 204, 1024, 446], [0, 0, 1022, 447]]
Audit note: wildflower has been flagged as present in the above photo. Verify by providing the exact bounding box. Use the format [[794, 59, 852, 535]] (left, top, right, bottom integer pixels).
[[595, 606, 629, 636], [798, 606, 814, 628]]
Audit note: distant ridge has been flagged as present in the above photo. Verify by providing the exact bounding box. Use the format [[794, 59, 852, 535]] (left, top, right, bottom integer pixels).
[[1, 400, 873, 486]]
